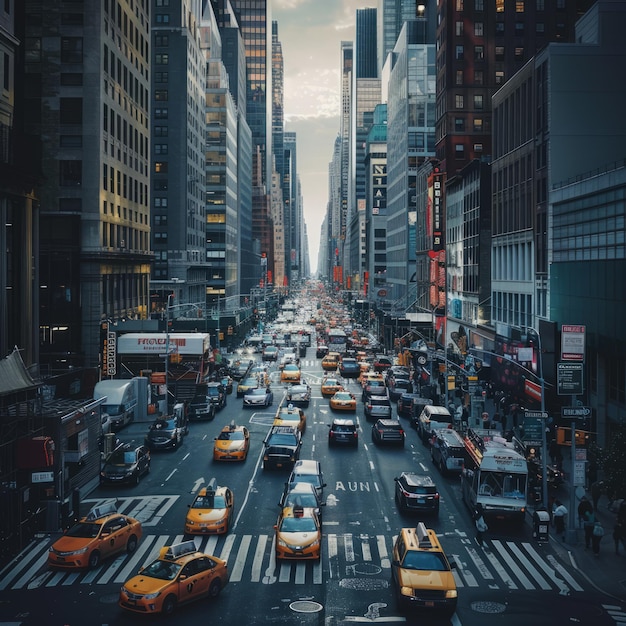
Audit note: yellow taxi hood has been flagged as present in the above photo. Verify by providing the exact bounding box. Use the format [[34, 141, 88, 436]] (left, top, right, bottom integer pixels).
[[398, 568, 456, 591], [278, 530, 317, 547], [51, 535, 94, 552], [186, 508, 225, 524], [124, 574, 169, 595], [214, 440, 245, 452]]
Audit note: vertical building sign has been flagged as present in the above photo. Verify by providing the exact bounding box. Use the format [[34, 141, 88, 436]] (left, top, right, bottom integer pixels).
[[372, 163, 386, 215], [101, 322, 117, 377]]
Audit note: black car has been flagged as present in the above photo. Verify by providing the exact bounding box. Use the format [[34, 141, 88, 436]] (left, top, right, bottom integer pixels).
[[206, 382, 227, 410], [387, 377, 413, 401], [145, 405, 189, 451], [188, 392, 217, 421], [316, 344, 329, 359], [338, 357, 361, 378], [371, 419, 405, 446], [397, 393, 427, 418], [328, 418, 358, 447], [394, 472, 440, 515], [100, 444, 150, 485], [262, 425, 302, 470]]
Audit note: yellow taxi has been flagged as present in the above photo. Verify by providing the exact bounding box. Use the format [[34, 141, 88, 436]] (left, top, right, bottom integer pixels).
[[184, 480, 234, 535], [119, 540, 228, 615], [329, 390, 357, 412], [213, 421, 250, 461], [321, 351, 340, 371], [391, 522, 457, 616], [275, 505, 322, 561], [273, 404, 307, 433], [360, 370, 385, 386], [321, 376, 344, 397], [280, 363, 301, 384], [48, 500, 142, 570]]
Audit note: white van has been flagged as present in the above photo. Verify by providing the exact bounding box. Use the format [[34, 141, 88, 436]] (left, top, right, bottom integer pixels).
[[93, 379, 137, 431], [416, 405, 453, 444]]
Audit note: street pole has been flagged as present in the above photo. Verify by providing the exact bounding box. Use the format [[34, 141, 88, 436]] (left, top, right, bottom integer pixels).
[[537, 330, 549, 511], [165, 293, 173, 413]]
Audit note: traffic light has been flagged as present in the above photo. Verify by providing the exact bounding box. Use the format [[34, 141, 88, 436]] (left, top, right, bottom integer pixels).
[[555, 427, 590, 447]]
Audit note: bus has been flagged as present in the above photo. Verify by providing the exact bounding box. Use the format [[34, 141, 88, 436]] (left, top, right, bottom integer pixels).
[[460, 428, 528, 524], [327, 328, 348, 354]]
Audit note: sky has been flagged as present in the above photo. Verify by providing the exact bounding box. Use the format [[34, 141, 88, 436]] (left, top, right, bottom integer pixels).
[[272, 0, 367, 275]]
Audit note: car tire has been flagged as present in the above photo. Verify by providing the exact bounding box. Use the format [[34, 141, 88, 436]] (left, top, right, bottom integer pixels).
[[162, 594, 177, 615], [208, 579, 222, 598], [126, 535, 138, 554], [88, 551, 100, 569]]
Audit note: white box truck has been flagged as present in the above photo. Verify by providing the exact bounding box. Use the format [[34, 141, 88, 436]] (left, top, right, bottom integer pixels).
[[93, 379, 137, 431]]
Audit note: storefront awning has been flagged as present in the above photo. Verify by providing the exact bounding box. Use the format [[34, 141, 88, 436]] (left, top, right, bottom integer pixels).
[[0, 347, 38, 396]]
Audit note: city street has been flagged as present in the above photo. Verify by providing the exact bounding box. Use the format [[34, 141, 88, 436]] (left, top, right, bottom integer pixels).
[[0, 352, 622, 625]]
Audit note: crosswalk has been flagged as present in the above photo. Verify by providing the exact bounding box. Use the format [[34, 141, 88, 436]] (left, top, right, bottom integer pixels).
[[0, 527, 585, 594]]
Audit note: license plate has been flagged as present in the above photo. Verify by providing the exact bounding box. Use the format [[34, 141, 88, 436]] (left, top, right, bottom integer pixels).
[[425, 601, 434, 607], [539, 525, 548, 533], [417, 498, 424, 504], [276, 463, 283, 468]]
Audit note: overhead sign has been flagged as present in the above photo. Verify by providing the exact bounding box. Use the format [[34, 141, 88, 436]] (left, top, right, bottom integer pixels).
[[524, 411, 548, 419], [561, 324, 585, 361], [557, 362, 584, 395]]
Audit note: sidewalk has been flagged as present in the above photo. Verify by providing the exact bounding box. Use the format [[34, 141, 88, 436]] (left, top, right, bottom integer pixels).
[[530, 456, 626, 601]]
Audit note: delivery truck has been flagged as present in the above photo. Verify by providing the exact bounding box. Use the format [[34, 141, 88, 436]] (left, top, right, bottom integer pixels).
[[93, 379, 138, 431]]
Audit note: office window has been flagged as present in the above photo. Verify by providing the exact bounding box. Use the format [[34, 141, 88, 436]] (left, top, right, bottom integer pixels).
[[154, 90, 168, 101], [455, 45, 464, 60], [536, 23, 545, 33], [456, 21, 464, 36], [495, 46, 504, 60], [154, 72, 168, 83], [474, 46, 484, 61], [474, 22, 484, 36], [536, 0, 545, 9], [455, 144, 465, 158], [154, 144, 168, 155], [455, 117, 465, 131], [61, 37, 83, 63], [456, 0, 464, 10], [496, 22, 505, 34], [455, 94, 464, 109], [475, 0, 484, 9], [154, 108, 168, 119], [515, 47, 524, 58], [154, 125, 168, 137], [155, 14, 170, 24], [515, 22, 524, 35], [473, 118, 483, 132], [474, 70, 484, 85], [455, 70, 463, 85], [155, 53, 169, 65], [59, 160, 82, 186], [495, 70, 505, 84], [516, 1, 525, 11], [496, 0, 504, 11], [155, 35, 169, 46], [473, 94, 483, 109], [154, 162, 168, 173]]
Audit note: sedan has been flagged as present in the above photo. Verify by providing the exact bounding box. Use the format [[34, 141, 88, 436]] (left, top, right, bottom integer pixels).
[[184, 481, 234, 535], [262, 345, 279, 361], [48, 501, 142, 570], [329, 390, 357, 412], [338, 357, 361, 378], [100, 444, 150, 486], [237, 376, 260, 397], [321, 376, 344, 397], [274, 507, 322, 561], [213, 422, 250, 461], [280, 363, 301, 384], [286, 382, 311, 407], [243, 386, 274, 407]]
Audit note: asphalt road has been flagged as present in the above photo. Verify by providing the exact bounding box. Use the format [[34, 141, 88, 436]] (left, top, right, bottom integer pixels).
[[0, 349, 622, 625]]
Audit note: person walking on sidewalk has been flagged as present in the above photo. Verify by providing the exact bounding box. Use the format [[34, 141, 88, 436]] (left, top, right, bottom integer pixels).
[[553, 500, 567, 539], [582, 508, 596, 549], [592, 520, 605, 556], [591, 480, 605, 511], [578, 495, 593, 528]]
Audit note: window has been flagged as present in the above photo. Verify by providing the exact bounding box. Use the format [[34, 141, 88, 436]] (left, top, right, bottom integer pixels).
[[515, 22, 524, 35], [455, 94, 464, 109], [154, 108, 168, 119], [154, 144, 168, 155], [155, 14, 170, 24], [61, 37, 83, 63], [495, 70, 505, 84], [3, 52, 8, 90], [155, 34, 169, 46], [154, 71, 168, 83], [474, 144, 483, 152], [473, 118, 483, 132], [155, 53, 169, 65], [154, 162, 168, 173], [474, 22, 483, 36], [455, 45, 464, 60], [495, 46, 504, 60], [474, 46, 484, 61], [455, 117, 465, 131], [536, 0, 545, 10], [154, 125, 168, 136], [536, 22, 545, 33], [455, 144, 465, 158], [475, 0, 484, 9], [456, 0, 464, 9], [515, 47, 524, 58], [455, 70, 463, 85], [455, 21, 463, 36], [59, 160, 82, 186], [474, 70, 484, 85], [60, 98, 82, 124], [154, 90, 168, 101], [495, 22, 504, 34], [516, 1, 525, 11], [473, 94, 483, 109]]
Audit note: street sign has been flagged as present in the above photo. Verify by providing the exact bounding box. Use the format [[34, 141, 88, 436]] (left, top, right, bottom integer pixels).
[[524, 411, 548, 419], [557, 362, 584, 395], [561, 406, 591, 418], [561, 324, 585, 361]]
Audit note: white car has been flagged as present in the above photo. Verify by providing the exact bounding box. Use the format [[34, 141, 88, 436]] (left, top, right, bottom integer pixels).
[[243, 387, 274, 407]]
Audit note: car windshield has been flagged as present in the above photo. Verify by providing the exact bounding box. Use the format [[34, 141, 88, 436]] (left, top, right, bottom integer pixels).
[[290, 475, 321, 488], [284, 493, 319, 508], [142, 559, 182, 581], [268, 434, 297, 446], [218, 430, 244, 441], [401, 550, 448, 571], [66, 522, 101, 539], [333, 424, 355, 433], [192, 494, 226, 509], [108, 450, 135, 465], [279, 517, 318, 533], [150, 419, 175, 431], [248, 388, 267, 396]]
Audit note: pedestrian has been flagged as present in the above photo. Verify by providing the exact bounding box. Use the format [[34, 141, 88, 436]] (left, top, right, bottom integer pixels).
[[582, 509, 596, 549], [482, 411, 491, 429], [578, 495, 593, 528], [591, 480, 605, 511], [474, 505, 488, 547], [613, 521, 626, 555], [592, 520, 605, 556], [552, 500, 567, 539]]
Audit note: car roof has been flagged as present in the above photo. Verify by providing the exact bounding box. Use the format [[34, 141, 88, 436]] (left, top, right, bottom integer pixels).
[[398, 471, 436, 486], [376, 419, 401, 426], [332, 417, 355, 426], [292, 459, 320, 473]]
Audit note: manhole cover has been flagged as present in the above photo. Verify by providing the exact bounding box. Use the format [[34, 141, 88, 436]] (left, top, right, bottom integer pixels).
[[339, 578, 390, 591], [471, 601, 507, 614], [290, 600, 323, 614]]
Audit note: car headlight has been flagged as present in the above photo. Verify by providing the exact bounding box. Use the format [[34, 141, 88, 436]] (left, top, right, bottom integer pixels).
[[445, 589, 458, 599], [51, 546, 90, 556], [141, 591, 161, 600], [278, 538, 288, 547], [400, 585, 414, 597]]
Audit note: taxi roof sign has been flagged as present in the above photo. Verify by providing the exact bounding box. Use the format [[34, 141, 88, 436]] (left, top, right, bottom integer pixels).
[[85, 499, 118, 521], [163, 540, 198, 561], [416, 522, 433, 548]]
